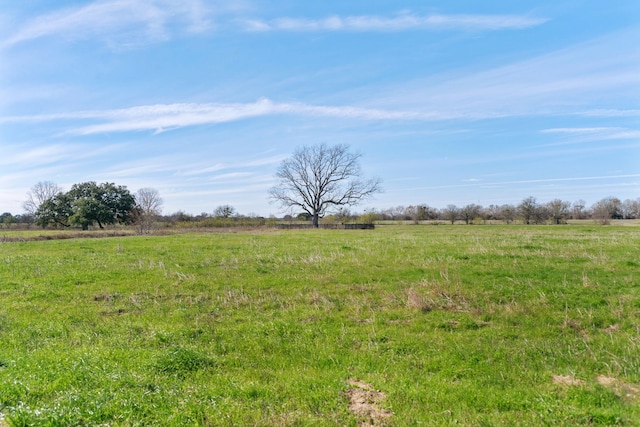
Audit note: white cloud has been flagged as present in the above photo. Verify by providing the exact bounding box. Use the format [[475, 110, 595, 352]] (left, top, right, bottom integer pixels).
[[1, 99, 471, 135], [103, 153, 285, 190], [1, 0, 215, 49], [3, 6, 548, 50], [180, 154, 287, 176], [243, 12, 548, 32], [541, 127, 640, 142], [6, 93, 635, 137], [0, 142, 120, 168]]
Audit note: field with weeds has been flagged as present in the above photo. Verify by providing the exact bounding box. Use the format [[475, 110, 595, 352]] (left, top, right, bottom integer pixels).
[[0, 225, 639, 426]]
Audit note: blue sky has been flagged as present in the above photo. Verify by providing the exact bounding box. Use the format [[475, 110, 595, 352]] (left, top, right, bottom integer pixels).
[[1, 1, 638, 216]]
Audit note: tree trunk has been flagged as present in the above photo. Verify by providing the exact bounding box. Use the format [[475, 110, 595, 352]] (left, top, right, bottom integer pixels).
[[312, 212, 319, 228]]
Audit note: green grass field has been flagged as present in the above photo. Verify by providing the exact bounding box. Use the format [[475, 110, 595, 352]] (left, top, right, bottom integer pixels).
[[1, 225, 639, 426]]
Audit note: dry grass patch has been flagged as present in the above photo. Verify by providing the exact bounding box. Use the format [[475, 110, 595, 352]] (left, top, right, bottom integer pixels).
[[307, 290, 335, 311], [406, 287, 429, 312], [406, 280, 473, 313]]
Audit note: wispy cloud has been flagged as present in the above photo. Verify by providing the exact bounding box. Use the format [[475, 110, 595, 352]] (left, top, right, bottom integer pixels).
[[541, 127, 640, 143], [541, 127, 626, 134], [1, 0, 215, 49], [3, 5, 546, 48], [243, 12, 548, 32], [0, 142, 122, 168], [0, 99, 478, 135], [6, 95, 636, 137], [2, 26, 636, 136], [180, 154, 288, 176], [104, 153, 286, 187]]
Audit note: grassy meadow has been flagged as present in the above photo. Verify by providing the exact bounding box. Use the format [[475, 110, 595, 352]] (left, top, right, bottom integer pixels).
[[0, 224, 639, 426]]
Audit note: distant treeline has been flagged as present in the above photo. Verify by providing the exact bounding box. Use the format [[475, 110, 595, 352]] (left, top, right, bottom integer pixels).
[[361, 196, 639, 225], [1, 195, 638, 230]]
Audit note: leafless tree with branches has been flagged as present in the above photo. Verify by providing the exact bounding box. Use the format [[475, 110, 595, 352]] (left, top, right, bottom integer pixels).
[[269, 143, 381, 228], [135, 188, 163, 234], [23, 181, 62, 215]]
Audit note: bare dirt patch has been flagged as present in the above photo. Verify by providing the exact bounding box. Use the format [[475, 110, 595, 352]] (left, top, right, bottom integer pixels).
[[597, 375, 640, 401], [344, 379, 392, 426], [552, 375, 585, 386]]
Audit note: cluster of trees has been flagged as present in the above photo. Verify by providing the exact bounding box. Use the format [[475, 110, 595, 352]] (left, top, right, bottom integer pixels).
[[157, 207, 276, 228], [4, 181, 163, 233], [0, 212, 31, 227], [370, 196, 640, 225]]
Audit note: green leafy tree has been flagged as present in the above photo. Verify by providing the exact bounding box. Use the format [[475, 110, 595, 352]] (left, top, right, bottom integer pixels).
[[1, 212, 15, 228], [35, 192, 73, 228], [35, 182, 136, 229]]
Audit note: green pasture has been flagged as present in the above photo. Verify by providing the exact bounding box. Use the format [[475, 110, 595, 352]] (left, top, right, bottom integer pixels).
[[0, 225, 639, 425]]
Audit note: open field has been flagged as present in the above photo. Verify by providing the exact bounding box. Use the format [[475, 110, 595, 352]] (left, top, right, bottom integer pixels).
[[0, 225, 639, 426]]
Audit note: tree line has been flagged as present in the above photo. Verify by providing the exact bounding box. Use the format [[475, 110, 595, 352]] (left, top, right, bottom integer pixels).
[[358, 196, 639, 225], [2, 189, 637, 230], [1, 144, 638, 230]]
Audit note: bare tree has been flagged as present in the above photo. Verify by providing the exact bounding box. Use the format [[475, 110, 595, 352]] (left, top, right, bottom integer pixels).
[[484, 204, 501, 221], [413, 204, 438, 223], [518, 196, 539, 224], [135, 188, 163, 234], [269, 143, 381, 227], [23, 181, 62, 215], [461, 203, 482, 225], [388, 205, 406, 220], [442, 204, 460, 224], [591, 196, 622, 225], [621, 198, 640, 219], [571, 199, 587, 220], [546, 199, 571, 224], [213, 205, 236, 218], [497, 204, 515, 224]]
